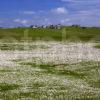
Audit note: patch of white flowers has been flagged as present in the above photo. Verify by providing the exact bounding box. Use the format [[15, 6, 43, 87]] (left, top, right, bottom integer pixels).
[[0, 41, 100, 99]]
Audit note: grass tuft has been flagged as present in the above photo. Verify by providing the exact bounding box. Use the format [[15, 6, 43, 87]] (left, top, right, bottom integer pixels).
[[0, 83, 19, 92]]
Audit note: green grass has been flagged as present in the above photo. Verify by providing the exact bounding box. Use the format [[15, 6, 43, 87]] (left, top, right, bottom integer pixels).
[[0, 26, 100, 99], [0, 83, 19, 92], [94, 44, 100, 49], [0, 43, 49, 51], [0, 26, 100, 42], [0, 70, 14, 73], [20, 61, 100, 87], [0, 60, 100, 99]]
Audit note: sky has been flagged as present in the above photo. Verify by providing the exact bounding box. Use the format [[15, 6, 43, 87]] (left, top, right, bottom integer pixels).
[[0, 0, 100, 27]]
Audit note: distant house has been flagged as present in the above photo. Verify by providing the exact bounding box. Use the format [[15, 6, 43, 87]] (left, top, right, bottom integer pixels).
[[41, 25, 47, 28], [48, 24, 62, 29], [30, 25, 38, 29], [30, 24, 62, 29], [56, 24, 62, 29]]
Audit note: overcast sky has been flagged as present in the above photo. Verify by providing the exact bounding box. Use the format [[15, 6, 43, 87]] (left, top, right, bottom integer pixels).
[[0, 0, 100, 27]]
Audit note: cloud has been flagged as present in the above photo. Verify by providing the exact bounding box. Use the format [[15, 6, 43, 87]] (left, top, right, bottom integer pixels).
[[13, 19, 20, 22], [13, 19, 28, 25], [51, 7, 68, 14], [60, 19, 70, 24], [78, 10, 100, 16], [21, 20, 28, 24]]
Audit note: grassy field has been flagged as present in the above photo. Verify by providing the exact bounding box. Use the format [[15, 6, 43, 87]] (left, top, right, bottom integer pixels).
[[0, 26, 100, 42], [0, 57, 100, 100], [0, 27, 100, 99]]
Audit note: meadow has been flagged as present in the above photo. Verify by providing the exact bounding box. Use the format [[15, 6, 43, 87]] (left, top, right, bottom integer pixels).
[[0, 26, 100, 42], [0, 26, 100, 100]]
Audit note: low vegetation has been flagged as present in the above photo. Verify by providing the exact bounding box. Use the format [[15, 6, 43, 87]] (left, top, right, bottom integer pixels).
[[0, 43, 49, 51], [0, 26, 100, 42], [0, 26, 100, 99], [0, 83, 19, 92], [1, 58, 99, 99], [94, 44, 100, 49]]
